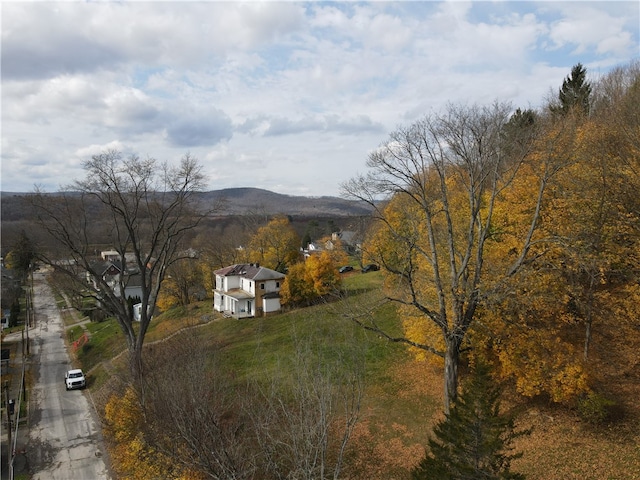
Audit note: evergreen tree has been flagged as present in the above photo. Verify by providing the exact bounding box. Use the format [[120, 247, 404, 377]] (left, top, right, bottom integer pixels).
[[302, 231, 312, 249], [412, 362, 528, 480], [502, 108, 539, 154], [9, 301, 20, 328], [505, 108, 536, 130], [556, 63, 592, 115], [6, 230, 36, 277]]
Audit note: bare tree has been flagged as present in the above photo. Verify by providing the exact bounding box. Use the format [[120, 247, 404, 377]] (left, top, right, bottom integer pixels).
[[249, 332, 364, 479], [141, 334, 255, 479], [158, 253, 205, 308], [30, 150, 215, 385], [341, 102, 555, 412], [139, 327, 364, 479]]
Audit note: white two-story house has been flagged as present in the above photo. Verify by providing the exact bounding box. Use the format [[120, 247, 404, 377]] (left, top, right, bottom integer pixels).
[[213, 263, 285, 318]]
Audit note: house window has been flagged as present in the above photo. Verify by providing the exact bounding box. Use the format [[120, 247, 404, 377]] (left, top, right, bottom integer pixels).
[[276, 282, 280, 288], [260, 283, 265, 289]]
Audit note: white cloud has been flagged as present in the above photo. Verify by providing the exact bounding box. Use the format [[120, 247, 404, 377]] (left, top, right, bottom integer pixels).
[[1, 1, 638, 195], [75, 141, 127, 159], [548, 5, 637, 56], [103, 88, 160, 132]]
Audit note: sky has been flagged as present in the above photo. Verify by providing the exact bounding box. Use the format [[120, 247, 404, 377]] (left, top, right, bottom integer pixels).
[[2, 1, 638, 197]]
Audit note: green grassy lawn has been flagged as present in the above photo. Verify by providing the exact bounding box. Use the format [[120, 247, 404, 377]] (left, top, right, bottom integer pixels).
[[77, 319, 127, 373], [69, 318, 129, 391], [75, 269, 438, 476], [340, 268, 382, 291]]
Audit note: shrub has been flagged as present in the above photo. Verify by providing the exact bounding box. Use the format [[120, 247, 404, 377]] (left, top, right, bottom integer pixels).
[[577, 391, 616, 424]]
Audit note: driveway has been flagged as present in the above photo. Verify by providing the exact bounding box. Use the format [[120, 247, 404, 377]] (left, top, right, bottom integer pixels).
[[26, 271, 111, 480]]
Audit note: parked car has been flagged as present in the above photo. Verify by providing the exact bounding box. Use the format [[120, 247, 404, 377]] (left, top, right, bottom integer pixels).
[[361, 264, 379, 273], [65, 369, 86, 390], [339, 265, 354, 273]]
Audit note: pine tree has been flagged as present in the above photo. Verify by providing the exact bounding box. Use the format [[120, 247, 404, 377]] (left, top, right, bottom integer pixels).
[[557, 63, 592, 115], [412, 362, 528, 480]]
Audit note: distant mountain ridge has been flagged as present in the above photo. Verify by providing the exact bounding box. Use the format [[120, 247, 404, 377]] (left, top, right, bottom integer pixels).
[[1, 187, 374, 218], [199, 188, 373, 216]]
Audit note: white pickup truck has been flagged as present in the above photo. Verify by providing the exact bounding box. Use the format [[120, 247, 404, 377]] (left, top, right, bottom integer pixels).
[[65, 369, 86, 390]]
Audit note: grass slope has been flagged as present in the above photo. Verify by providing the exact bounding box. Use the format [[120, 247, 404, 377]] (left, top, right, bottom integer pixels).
[[71, 271, 639, 479]]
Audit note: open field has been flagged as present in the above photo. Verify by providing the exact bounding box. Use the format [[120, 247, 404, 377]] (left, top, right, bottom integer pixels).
[[70, 270, 640, 479]]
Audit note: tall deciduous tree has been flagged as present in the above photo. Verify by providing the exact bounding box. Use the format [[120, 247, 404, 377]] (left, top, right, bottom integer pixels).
[[5, 230, 36, 278], [342, 102, 550, 412], [248, 215, 300, 272], [30, 151, 212, 385]]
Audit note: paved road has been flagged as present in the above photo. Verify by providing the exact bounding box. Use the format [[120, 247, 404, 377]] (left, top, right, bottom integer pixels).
[[27, 272, 111, 480]]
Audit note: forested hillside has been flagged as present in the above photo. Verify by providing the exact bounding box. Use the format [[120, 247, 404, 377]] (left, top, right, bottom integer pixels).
[[1, 187, 372, 262], [1, 187, 372, 221], [343, 61, 640, 420]]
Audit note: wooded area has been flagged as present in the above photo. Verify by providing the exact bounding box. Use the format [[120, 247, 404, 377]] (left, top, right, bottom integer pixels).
[[343, 61, 640, 417]]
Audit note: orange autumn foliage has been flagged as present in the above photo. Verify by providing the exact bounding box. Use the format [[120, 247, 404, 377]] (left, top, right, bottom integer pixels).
[[104, 387, 206, 480]]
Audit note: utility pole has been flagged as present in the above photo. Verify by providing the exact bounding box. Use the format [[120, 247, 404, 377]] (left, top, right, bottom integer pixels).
[[26, 283, 30, 356], [4, 381, 11, 453]]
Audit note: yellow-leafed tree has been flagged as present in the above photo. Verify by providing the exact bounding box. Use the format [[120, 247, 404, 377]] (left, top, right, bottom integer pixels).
[[280, 261, 316, 306], [474, 63, 640, 403], [156, 255, 204, 311], [307, 250, 344, 297], [343, 102, 553, 412], [281, 250, 344, 306], [248, 215, 300, 272]]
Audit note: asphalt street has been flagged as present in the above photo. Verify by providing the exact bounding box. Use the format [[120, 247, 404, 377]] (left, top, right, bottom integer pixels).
[[26, 271, 110, 480]]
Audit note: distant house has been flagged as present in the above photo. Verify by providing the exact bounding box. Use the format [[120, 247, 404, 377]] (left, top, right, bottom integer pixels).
[[100, 250, 120, 262], [302, 242, 322, 259], [302, 230, 361, 259], [332, 231, 360, 255], [213, 263, 285, 318], [87, 259, 143, 301], [1, 309, 9, 329]]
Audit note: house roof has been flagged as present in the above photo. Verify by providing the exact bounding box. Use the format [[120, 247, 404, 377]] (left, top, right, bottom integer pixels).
[[214, 263, 285, 281], [89, 260, 122, 277], [90, 259, 141, 278], [337, 230, 358, 245]]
